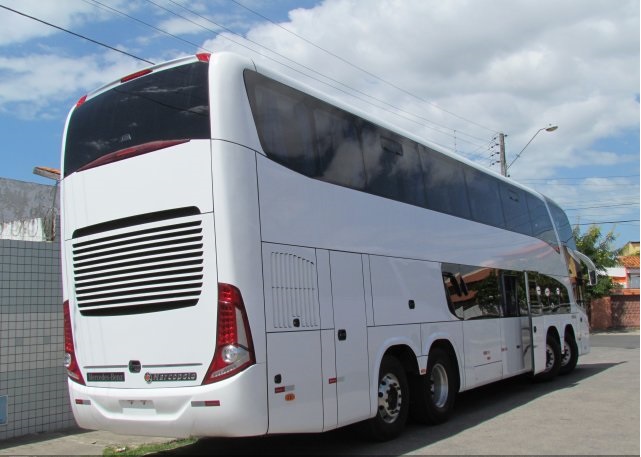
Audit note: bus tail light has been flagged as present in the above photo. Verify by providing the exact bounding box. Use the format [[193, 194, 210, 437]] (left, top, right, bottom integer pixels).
[[63, 300, 85, 385], [120, 68, 152, 83], [203, 284, 255, 384]]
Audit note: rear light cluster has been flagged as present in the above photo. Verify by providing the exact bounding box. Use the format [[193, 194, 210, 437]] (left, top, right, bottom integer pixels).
[[203, 284, 255, 384], [63, 300, 85, 385]]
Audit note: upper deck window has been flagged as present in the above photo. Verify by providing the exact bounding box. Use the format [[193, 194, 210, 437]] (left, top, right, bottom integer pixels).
[[64, 62, 210, 176]]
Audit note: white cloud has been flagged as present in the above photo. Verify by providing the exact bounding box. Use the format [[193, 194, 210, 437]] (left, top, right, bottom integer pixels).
[[0, 52, 142, 119], [0, 0, 131, 46]]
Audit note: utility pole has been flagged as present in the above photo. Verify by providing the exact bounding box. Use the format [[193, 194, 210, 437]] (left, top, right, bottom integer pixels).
[[498, 133, 507, 176]]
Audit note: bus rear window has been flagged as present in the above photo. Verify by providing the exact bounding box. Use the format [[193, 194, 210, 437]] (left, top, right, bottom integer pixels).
[[64, 62, 210, 176]]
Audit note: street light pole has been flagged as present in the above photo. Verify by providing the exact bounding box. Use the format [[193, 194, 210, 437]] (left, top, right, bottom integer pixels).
[[504, 125, 558, 176]]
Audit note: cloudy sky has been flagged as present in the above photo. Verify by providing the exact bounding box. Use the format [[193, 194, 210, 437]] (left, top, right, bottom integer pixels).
[[0, 0, 638, 245]]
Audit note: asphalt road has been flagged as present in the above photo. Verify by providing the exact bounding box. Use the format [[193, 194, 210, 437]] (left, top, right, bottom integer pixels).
[[153, 332, 640, 456]]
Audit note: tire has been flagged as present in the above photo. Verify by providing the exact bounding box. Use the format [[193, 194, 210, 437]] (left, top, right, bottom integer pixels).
[[535, 334, 562, 381], [410, 347, 457, 425], [364, 356, 409, 441], [559, 332, 579, 375]]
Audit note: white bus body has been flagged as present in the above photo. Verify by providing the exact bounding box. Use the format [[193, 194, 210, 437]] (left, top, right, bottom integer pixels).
[[61, 52, 592, 440]]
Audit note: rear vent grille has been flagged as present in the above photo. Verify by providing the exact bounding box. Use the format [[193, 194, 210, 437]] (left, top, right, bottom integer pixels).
[[73, 217, 204, 316]]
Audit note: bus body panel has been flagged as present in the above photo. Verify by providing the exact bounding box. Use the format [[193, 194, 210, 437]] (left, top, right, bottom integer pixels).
[[499, 316, 532, 377], [62, 140, 218, 388], [462, 319, 503, 389], [69, 363, 268, 438], [266, 331, 324, 433], [61, 140, 214, 241], [369, 255, 454, 326], [209, 53, 262, 154], [210, 141, 267, 365], [576, 308, 591, 355], [329, 251, 372, 427], [255, 154, 566, 277]]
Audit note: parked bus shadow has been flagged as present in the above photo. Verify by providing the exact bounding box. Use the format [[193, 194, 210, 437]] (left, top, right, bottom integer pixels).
[[152, 361, 621, 456]]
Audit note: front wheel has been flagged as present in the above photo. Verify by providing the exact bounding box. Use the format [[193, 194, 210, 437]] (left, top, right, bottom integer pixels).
[[363, 356, 409, 441], [559, 333, 579, 375], [410, 347, 457, 424]]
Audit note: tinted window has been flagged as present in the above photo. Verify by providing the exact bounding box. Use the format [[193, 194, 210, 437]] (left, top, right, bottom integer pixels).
[[441, 263, 464, 319], [500, 183, 532, 236], [500, 271, 528, 317], [245, 72, 317, 177], [465, 168, 505, 228], [65, 62, 210, 176], [421, 147, 471, 219], [313, 108, 365, 189], [362, 125, 427, 206], [526, 194, 558, 247], [442, 264, 501, 319], [546, 198, 577, 250], [528, 272, 570, 314]]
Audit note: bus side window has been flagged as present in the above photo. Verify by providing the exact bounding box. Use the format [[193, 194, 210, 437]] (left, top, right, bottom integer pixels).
[[362, 124, 427, 208], [526, 194, 558, 248], [501, 273, 519, 317], [464, 168, 506, 230], [528, 273, 543, 315], [536, 274, 571, 313], [500, 184, 532, 236], [458, 266, 501, 319], [420, 146, 471, 220], [313, 108, 366, 190], [441, 264, 464, 319], [501, 272, 528, 317], [248, 77, 318, 177]]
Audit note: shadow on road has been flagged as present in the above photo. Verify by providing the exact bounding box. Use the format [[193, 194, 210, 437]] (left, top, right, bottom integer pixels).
[[151, 361, 620, 456]]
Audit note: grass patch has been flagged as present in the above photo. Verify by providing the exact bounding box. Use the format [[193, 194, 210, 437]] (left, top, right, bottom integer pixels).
[[103, 438, 197, 456]]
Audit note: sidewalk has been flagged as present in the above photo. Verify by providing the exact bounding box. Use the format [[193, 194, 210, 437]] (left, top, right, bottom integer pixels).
[[0, 428, 171, 456]]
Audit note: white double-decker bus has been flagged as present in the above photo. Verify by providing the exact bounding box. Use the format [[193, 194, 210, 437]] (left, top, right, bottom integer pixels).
[[61, 52, 595, 440]]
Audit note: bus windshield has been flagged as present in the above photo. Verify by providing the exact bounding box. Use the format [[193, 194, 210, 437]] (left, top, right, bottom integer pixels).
[[64, 61, 210, 176]]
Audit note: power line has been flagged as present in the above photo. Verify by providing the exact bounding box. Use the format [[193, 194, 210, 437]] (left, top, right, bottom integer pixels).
[[521, 174, 639, 182], [85, 0, 206, 54], [0, 4, 154, 65], [230, 0, 499, 134], [573, 219, 640, 225], [565, 203, 639, 211]]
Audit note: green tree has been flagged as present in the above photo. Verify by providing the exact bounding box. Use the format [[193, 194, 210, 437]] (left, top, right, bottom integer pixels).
[[572, 224, 620, 300]]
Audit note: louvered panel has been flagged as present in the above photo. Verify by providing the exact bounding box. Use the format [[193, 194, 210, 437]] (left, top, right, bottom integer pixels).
[[269, 251, 319, 329], [72, 216, 204, 316]]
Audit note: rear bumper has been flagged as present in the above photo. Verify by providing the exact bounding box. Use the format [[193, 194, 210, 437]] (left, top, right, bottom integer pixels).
[[69, 363, 267, 438]]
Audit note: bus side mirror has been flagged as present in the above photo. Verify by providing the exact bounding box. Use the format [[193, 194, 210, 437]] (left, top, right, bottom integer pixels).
[[588, 270, 597, 286]]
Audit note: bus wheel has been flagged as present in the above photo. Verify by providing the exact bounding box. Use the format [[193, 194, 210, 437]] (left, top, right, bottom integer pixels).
[[410, 347, 457, 425], [535, 334, 562, 381], [559, 333, 578, 375], [365, 355, 409, 441]]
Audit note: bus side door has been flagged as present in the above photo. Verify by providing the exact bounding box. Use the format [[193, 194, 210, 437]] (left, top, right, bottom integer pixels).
[[499, 271, 532, 376], [526, 272, 551, 375], [329, 250, 371, 427]]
